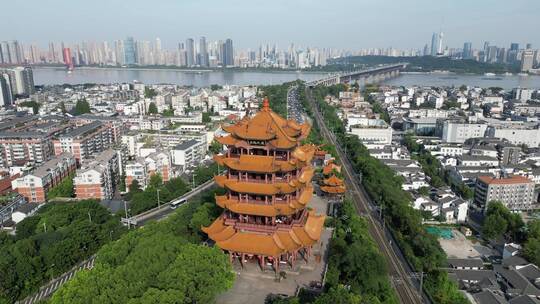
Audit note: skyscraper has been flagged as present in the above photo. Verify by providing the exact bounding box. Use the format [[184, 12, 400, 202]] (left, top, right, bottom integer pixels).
[[508, 43, 520, 63], [9, 67, 35, 96], [437, 32, 444, 55], [224, 39, 234, 67], [198, 37, 209, 67], [63, 48, 74, 70], [0, 73, 13, 107], [124, 37, 136, 65], [185, 38, 195, 67], [7, 41, 22, 64], [463, 42, 472, 59], [430, 33, 439, 56], [521, 50, 535, 72]]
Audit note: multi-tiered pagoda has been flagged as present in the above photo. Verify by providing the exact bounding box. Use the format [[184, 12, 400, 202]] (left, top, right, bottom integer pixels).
[[320, 161, 346, 196], [203, 98, 325, 273]]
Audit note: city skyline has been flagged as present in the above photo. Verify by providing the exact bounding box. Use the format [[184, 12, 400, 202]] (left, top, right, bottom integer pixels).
[[1, 0, 539, 49]]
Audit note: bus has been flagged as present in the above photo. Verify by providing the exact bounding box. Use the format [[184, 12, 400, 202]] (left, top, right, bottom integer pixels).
[[170, 198, 187, 209]]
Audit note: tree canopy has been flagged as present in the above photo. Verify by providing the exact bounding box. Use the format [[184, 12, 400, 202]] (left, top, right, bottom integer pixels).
[[74, 99, 91, 115], [50, 195, 233, 304], [0, 201, 124, 303], [482, 201, 524, 241], [147, 102, 158, 115]]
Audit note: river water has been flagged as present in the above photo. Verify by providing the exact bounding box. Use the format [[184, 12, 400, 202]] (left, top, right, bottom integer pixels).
[[33, 67, 540, 89]]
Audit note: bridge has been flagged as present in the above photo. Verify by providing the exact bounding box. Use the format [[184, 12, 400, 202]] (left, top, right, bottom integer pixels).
[[306, 63, 407, 87]]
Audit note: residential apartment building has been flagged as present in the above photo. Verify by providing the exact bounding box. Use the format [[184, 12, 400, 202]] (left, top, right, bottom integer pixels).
[[74, 149, 120, 200], [125, 151, 173, 190], [474, 175, 536, 212], [0, 131, 54, 167], [171, 139, 206, 168], [53, 121, 115, 163], [11, 153, 76, 202]]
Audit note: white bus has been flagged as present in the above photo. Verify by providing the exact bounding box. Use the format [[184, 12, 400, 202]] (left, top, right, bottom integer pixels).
[[170, 198, 187, 209]]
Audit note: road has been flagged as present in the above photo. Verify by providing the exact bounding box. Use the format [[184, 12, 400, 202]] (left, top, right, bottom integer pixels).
[[128, 179, 216, 226], [17, 179, 216, 304], [17, 257, 95, 304], [305, 87, 426, 304]]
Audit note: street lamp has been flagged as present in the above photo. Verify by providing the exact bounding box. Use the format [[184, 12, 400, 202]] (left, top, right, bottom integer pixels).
[[156, 189, 161, 209]]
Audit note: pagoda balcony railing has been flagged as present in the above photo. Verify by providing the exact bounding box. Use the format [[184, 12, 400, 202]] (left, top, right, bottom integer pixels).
[[224, 210, 308, 233], [227, 197, 293, 205]]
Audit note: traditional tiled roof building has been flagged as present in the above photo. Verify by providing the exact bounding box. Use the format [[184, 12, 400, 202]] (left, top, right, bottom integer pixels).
[[320, 174, 346, 195], [203, 98, 325, 272]]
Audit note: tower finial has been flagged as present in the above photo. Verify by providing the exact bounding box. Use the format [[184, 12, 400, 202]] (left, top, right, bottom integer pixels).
[[263, 97, 270, 111]]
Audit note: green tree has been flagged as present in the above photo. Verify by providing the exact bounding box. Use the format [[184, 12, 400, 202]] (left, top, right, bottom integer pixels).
[[128, 179, 142, 194], [47, 174, 75, 199], [482, 201, 524, 241], [74, 99, 91, 115], [144, 87, 157, 98], [210, 84, 223, 91], [314, 286, 362, 304], [523, 238, 540, 265], [202, 112, 212, 123], [209, 140, 222, 155], [147, 102, 158, 115], [50, 219, 234, 304]]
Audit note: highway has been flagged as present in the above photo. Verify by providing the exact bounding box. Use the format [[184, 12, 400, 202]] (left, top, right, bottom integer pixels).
[[17, 179, 216, 304], [305, 87, 426, 304]]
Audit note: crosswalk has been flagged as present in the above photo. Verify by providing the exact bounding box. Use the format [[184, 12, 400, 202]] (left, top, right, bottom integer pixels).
[[17, 256, 96, 304]]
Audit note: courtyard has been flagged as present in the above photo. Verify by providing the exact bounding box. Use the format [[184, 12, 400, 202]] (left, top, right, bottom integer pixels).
[[438, 228, 497, 259]]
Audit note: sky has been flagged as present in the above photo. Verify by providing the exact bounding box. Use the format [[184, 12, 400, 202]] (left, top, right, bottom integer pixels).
[[1, 0, 539, 50]]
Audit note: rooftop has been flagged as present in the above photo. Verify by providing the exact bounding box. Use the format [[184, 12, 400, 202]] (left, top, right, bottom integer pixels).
[[478, 175, 533, 185], [61, 121, 103, 138]]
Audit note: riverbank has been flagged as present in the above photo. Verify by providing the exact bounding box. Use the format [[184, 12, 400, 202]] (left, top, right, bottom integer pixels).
[[30, 64, 334, 74]]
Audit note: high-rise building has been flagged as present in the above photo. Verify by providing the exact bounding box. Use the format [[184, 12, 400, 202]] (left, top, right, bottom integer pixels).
[[224, 39, 234, 67], [185, 38, 195, 67], [430, 33, 439, 56], [7, 41, 22, 64], [0, 42, 10, 64], [510, 43, 519, 51], [0, 73, 13, 107], [63, 48, 74, 70], [198, 37, 209, 67], [526, 43, 532, 49], [463, 42, 472, 59], [124, 37, 136, 65], [521, 50, 535, 72], [422, 44, 429, 56], [7, 67, 35, 96], [437, 32, 444, 55]]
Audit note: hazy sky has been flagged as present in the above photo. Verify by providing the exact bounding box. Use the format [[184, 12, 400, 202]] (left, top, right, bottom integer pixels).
[[2, 0, 539, 50]]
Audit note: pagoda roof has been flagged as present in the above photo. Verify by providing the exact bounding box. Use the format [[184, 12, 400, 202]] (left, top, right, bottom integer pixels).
[[322, 161, 341, 176], [220, 98, 311, 149], [214, 167, 314, 195], [214, 154, 297, 173], [215, 186, 313, 216], [322, 175, 344, 187], [202, 210, 325, 257], [320, 185, 346, 194]]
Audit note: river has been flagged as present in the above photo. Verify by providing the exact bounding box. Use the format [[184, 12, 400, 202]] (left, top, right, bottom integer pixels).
[[33, 67, 540, 89]]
